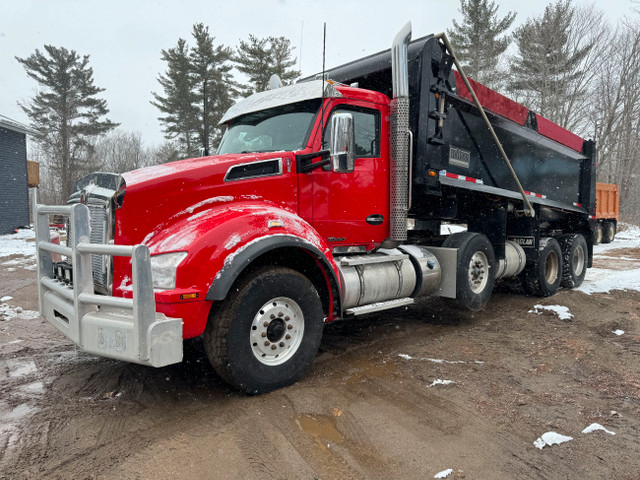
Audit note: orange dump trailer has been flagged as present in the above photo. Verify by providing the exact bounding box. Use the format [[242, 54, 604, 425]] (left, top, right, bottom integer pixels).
[[594, 182, 619, 244]]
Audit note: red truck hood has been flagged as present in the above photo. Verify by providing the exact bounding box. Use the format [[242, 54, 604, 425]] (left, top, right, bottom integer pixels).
[[116, 152, 298, 246], [122, 153, 271, 190]]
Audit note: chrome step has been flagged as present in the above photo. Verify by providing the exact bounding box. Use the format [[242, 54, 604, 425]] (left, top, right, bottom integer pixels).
[[345, 297, 414, 316], [339, 253, 408, 267]]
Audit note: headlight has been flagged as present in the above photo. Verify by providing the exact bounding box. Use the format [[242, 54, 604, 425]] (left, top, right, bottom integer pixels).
[[150, 252, 188, 289]]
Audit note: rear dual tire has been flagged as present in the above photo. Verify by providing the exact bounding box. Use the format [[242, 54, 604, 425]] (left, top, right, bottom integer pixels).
[[521, 237, 562, 297], [602, 221, 616, 243], [559, 234, 587, 288]]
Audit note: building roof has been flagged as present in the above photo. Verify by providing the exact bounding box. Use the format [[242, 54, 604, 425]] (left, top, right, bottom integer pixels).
[[0, 114, 36, 135]]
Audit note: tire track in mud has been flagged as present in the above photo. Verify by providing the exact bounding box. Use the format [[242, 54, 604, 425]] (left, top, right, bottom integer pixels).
[[313, 304, 628, 480], [267, 388, 392, 480], [0, 345, 225, 479]]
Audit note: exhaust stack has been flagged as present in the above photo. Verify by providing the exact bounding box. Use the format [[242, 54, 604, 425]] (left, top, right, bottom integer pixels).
[[386, 22, 412, 248]]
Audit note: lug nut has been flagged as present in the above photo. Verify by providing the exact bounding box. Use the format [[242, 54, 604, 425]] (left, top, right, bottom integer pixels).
[[287, 324, 293, 330], [261, 332, 267, 338], [285, 334, 291, 340], [270, 314, 276, 319], [271, 344, 277, 350], [264, 321, 270, 327], [264, 341, 270, 346], [278, 312, 284, 317], [279, 342, 285, 347], [285, 316, 290, 321]]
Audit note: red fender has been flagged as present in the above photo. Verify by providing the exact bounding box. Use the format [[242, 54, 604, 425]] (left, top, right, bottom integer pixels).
[[131, 201, 340, 338]]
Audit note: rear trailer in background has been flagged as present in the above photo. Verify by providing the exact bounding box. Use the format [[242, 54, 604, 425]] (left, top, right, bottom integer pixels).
[[594, 182, 619, 244]]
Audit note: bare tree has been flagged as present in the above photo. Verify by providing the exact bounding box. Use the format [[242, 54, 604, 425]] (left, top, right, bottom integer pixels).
[[591, 18, 640, 222], [91, 130, 154, 174]]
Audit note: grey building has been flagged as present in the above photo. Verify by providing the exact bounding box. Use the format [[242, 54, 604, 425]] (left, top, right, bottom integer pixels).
[[0, 115, 35, 234]]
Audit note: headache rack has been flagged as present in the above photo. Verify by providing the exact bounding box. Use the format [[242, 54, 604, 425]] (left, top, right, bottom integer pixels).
[[34, 199, 183, 367]]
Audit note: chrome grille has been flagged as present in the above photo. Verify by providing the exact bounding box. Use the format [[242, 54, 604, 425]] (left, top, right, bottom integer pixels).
[[87, 201, 110, 290]]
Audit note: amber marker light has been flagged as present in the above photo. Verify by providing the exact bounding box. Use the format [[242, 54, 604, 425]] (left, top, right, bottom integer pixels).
[[268, 220, 284, 228]]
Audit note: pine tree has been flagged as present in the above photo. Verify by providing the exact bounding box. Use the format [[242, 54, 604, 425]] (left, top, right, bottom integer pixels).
[[235, 35, 301, 95], [151, 38, 200, 158], [509, 0, 594, 127], [152, 24, 237, 157], [447, 0, 516, 88], [268, 37, 300, 86], [16, 45, 117, 202], [189, 23, 237, 154]]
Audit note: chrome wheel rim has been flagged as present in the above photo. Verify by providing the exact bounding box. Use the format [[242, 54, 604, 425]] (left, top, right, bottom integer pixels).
[[250, 297, 304, 366], [468, 251, 489, 294], [573, 245, 585, 276], [545, 251, 559, 284]]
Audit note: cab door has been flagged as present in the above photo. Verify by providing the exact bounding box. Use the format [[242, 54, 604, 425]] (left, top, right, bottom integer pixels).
[[308, 103, 389, 251]]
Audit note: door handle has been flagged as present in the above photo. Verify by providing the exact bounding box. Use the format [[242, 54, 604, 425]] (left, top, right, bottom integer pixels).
[[366, 214, 384, 225]]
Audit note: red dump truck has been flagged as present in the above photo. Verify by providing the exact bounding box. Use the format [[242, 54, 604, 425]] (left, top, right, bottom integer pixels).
[[594, 182, 619, 244], [35, 24, 597, 393]]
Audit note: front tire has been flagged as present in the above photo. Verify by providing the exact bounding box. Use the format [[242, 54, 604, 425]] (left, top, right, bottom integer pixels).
[[521, 237, 563, 297], [443, 232, 496, 311], [204, 267, 324, 394]]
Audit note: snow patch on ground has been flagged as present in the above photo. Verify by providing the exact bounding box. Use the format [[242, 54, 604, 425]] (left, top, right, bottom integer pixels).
[[0, 303, 41, 321], [434, 468, 454, 478], [534, 431, 573, 449], [529, 304, 574, 320], [1, 296, 13, 302], [398, 354, 483, 365], [7, 359, 38, 378], [577, 267, 640, 295], [582, 423, 615, 435], [577, 223, 640, 294], [612, 329, 625, 336], [0, 228, 36, 259], [428, 379, 455, 388]]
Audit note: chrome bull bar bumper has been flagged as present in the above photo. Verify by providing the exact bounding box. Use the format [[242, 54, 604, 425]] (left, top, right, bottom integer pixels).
[[35, 201, 183, 367]]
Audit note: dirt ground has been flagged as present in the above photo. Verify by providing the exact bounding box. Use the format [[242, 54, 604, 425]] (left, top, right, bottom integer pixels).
[[1, 243, 640, 480]]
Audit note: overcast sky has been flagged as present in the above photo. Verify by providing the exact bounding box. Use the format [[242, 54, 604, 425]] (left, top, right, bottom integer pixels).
[[1, 0, 637, 148]]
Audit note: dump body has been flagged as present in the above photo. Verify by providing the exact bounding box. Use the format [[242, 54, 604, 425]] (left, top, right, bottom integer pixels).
[[313, 36, 596, 219], [596, 182, 619, 221]]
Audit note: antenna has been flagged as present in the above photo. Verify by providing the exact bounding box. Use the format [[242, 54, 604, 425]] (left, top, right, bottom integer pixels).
[[299, 20, 304, 72], [320, 23, 326, 149]]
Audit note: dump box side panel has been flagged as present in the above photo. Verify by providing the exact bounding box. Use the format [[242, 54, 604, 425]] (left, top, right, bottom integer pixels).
[[596, 182, 619, 220], [411, 38, 593, 212], [313, 35, 596, 215]]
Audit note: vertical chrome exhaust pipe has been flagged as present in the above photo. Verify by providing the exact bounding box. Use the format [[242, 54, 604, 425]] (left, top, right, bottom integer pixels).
[[386, 22, 412, 248]]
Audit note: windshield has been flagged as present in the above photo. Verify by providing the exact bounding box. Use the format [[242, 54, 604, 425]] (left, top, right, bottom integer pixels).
[[217, 99, 320, 154]]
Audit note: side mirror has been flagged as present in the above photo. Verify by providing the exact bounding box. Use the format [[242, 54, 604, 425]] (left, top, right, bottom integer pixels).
[[330, 112, 356, 173]]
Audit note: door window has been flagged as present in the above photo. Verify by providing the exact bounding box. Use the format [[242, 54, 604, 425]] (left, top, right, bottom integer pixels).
[[323, 108, 380, 158]]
